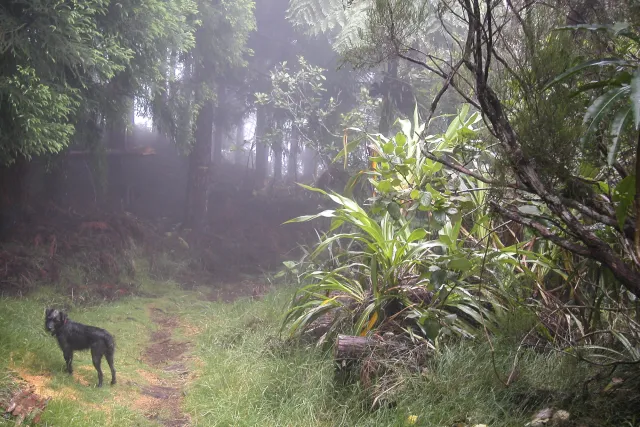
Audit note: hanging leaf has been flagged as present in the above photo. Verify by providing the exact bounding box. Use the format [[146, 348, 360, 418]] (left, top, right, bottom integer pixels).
[[395, 131, 407, 146], [420, 192, 433, 207], [382, 141, 394, 154], [608, 107, 631, 165], [613, 175, 636, 231], [543, 58, 630, 91], [377, 179, 393, 193], [387, 201, 402, 220], [581, 86, 630, 145]]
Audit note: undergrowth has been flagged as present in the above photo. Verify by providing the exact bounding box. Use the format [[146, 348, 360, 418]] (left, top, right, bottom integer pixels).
[[0, 273, 636, 426]]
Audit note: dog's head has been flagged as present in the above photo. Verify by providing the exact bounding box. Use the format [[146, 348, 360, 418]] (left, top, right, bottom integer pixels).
[[45, 308, 68, 335]]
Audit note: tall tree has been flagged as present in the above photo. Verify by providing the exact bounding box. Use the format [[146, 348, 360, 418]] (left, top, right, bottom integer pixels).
[[288, 125, 299, 181], [178, 0, 255, 234], [255, 105, 270, 184], [0, 0, 196, 212], [234, 121, 245, 166]]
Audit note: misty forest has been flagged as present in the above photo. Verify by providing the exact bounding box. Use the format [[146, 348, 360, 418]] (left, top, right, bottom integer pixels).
[[1, 0, 640, 426]]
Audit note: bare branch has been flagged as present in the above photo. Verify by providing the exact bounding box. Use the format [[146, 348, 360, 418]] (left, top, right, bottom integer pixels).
[[420, 149, 528, 192], [490, 201, 591, 256]]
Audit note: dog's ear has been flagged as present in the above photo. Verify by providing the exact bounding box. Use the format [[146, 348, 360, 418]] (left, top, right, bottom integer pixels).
[[58, 311, 67, 323], [45, 308, 52, 317]]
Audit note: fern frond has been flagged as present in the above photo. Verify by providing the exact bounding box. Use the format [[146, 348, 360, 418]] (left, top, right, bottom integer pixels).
[[288, 0, 348, 36], [288, 0, 441, 59]]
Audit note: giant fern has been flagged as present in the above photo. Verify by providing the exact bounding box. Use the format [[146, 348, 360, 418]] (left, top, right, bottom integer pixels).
[[287, 0, 439, 58], [287, 0, 372, 51]]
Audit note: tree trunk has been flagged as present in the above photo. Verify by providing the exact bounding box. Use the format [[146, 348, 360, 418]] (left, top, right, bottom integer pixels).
[[334, 335, 373, 363], [213, 86, 226, 166], [288, 125, 298, 181], [273, 140, 283, 182], [234, 121, 244, 166], [302, 145, 317, 182], [378, 58, 398, 137], [255, 106, 269, 186], [213, 123, 224, 166], [107, 116, 129, 211], [566, 0, 598, 25], [184, 100, 214, 236]]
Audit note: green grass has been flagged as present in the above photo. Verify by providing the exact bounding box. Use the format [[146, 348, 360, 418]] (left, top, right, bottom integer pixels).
[[177, 292, 598, 427], [0, 277, 626, 427]]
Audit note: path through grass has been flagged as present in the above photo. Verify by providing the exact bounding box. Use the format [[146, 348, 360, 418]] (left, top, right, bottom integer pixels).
[[0, 278, 606, 427]]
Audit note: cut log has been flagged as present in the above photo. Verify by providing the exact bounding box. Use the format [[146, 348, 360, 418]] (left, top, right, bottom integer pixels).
[[334, 334, 373, 362]]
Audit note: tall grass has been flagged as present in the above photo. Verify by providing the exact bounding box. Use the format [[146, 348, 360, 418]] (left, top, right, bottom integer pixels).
[[180, 290, 601, 427], [0, 280, 628, 427]]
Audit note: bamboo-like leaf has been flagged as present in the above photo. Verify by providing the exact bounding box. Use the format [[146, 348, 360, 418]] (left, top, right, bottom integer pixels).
[[611, 330, 640, 360], [556, 23, 640, 42], [284, 210, 336, 224], [582, 86, 630, 145], [371, 256, 378, 298], [608, 107, 630, 165], [354, 303, 377, 336], [543, 58, 630, 91]]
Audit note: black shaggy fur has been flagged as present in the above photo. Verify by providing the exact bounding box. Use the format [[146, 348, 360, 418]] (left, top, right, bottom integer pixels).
[[45, 308, 116, 387]]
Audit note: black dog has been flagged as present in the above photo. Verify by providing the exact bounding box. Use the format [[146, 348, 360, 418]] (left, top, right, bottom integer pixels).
[[45, 308, 116, 387]]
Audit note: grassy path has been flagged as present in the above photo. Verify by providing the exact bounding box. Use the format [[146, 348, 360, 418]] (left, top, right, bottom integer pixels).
[[0, 281, 381, 427], [1, 279, 591, 427], [0, 281, 250, 426]]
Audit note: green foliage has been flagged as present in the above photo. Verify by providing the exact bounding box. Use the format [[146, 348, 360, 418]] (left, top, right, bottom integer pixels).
[[545, 23, 640, 165], [0, 66, 79, 164], [0, 0, 199, 164], [154, 0, 255, 149], [255, 56, 339, 157], [281, 111, 510, 346], [287, 0, 370, 51], [287, 0, 437, 59]]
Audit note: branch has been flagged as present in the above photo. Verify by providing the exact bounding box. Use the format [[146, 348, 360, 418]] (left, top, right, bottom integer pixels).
[[490, 201, 591, 256], [396, 53, 482, 111], [462, 0, 640, 297], [598, 141, 628, 179], [420, 149, 525, 190], [425, 59, 464, 125]]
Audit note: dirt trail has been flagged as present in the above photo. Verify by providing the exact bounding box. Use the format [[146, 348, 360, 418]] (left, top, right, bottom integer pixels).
[[3, 279, 265, 426], [135, 306, 194, 427]]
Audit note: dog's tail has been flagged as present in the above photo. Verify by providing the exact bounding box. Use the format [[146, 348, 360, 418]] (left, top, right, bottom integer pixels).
[[105, 332, 116, 354]]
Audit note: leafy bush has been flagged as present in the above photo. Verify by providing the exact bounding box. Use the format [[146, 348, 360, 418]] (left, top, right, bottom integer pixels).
[[282, 109, 512, 346]]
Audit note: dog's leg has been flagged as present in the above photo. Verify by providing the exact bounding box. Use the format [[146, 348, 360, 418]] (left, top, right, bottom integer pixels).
[[106, 347, 116, 385], [64, 350, 74, 375], [91, 346, 104, 387]]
